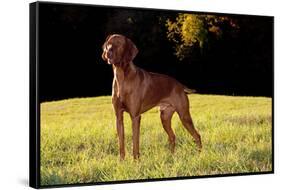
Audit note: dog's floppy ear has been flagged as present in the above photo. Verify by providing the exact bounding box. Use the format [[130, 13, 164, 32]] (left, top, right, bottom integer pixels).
[[122, 37, 138, 63]]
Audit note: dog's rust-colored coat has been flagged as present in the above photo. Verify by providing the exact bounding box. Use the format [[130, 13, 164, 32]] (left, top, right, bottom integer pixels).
[[102, 34, 202, 159]]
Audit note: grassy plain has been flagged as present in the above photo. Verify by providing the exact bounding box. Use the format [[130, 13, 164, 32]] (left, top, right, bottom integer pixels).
[[40, 94, 272, 186]]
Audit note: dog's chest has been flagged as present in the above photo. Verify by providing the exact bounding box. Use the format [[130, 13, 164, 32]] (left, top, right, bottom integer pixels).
[[114, 68, 124, 82], [113, 68, 126, 98], [113, 68, 135, 103]]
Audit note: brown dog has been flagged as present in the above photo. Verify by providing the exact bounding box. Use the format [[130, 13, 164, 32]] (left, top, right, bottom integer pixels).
[[102, 34, 202, 159]]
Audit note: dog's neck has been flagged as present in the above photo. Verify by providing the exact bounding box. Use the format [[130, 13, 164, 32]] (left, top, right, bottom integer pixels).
[[113, 61, 137, 80], [112, 62, 137, 99]]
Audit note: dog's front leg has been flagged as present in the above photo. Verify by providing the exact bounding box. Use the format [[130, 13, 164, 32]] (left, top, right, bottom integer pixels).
[[113, 97, 125, 160], [131, 115, 141, 159], [116, 110, 125, 160]]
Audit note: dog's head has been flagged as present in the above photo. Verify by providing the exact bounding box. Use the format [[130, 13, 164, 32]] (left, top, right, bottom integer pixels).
[[102, 34, 138, 66]]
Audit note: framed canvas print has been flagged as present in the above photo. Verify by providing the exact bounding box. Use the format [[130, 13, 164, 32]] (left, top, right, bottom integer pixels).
[[29, 1, 274, 188]]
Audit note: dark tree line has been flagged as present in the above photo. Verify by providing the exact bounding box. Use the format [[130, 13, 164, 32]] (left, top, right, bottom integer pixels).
[[38, 3, 273, 102]]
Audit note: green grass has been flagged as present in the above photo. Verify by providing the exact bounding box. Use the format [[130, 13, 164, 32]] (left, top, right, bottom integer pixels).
[[40, 94, 272, 186]]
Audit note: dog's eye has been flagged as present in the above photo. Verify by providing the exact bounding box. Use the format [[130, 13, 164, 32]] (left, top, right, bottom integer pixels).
[[108, 46, 114, 52], [107, 44, 113, 50]]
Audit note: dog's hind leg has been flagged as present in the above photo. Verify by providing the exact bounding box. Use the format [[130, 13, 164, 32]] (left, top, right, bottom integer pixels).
[[160, 105, 176, 153], [176, 95, 202, 150]]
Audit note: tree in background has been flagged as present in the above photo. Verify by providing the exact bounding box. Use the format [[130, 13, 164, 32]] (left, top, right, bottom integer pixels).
[[166, 14, 239, 61]]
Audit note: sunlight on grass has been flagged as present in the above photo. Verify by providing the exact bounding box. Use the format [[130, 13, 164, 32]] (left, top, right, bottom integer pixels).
[[40, 94, 272, 186]]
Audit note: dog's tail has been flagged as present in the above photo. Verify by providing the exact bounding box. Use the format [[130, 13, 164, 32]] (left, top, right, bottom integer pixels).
[[183, 86, 196, 94]]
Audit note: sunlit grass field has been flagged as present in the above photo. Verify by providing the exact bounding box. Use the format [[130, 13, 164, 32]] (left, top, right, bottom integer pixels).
[[40, 94, 272, 186]]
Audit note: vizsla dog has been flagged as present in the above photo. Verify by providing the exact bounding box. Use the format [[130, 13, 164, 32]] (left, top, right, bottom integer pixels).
[[102, 34, 202, 159]]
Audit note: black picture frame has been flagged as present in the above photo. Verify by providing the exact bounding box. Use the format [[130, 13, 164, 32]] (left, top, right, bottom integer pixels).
[[30, 1, 274, 189]]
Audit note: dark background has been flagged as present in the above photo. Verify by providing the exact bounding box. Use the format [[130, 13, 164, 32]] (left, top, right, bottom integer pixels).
[[38, 2, 273, 102]]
